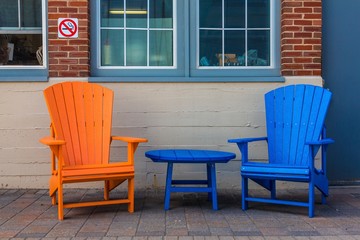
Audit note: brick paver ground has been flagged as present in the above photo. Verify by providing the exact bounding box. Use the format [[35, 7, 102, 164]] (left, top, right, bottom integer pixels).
[[1, 187, 360, 239]]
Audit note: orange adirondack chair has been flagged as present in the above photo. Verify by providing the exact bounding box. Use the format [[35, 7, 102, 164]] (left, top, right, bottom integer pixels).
[[39, 82, 148, 220]]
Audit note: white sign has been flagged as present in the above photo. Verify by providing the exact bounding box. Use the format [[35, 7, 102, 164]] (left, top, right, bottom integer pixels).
[[58, 18, 78, 38]]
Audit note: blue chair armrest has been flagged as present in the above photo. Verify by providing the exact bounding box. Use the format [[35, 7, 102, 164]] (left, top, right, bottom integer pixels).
[[306, 138, 334, 171], [228, 137, 267, 144], [228, 137, 267, 163], [306, 138, 334, 146], [306, 138, 334, 159]]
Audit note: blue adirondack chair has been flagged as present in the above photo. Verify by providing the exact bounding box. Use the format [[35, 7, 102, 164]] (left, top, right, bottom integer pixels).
[[228, 84, 334, 217]]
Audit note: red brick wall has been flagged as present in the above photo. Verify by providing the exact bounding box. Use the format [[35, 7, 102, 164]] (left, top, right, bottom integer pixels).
[[48, 0, 90, 77], [281, 0, 322, 76], [47, 0, 322, 78]]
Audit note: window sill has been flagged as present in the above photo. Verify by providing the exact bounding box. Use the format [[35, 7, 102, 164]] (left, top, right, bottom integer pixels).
[[89, 76, 285, 83], [0, 76, 48, 82]]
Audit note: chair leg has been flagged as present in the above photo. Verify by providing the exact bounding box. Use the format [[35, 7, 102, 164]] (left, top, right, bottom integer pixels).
[[321, 193, 327, 204], [242, 176, 248, 210], [49, 175, 58, 205], [270, 180, 276, 199], [164, 162, 173, 210], [57, 184, 64, 220], [309, 181, 315, 218], [51, 192, 57, 205], [128, 178, 135, 213], [104, 180, 110, 201], [319, 181, 328, 205]]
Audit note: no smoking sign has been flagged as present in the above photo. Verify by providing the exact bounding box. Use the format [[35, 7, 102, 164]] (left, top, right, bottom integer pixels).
[[58, 18, 78, 38]]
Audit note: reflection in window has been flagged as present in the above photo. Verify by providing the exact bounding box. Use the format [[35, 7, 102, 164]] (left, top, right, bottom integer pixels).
[[100, 0, 174, 67], [0, 34, 42, 65], [0, 0, 43, 66], [198, 0, 270, 68], [21, 0, 42, 28]]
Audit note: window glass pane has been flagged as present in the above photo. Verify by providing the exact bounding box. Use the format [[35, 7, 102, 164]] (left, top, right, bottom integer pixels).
[[247, 30, 270, 66], [126, 30, 147, 66], [101, 30, 124, 66], [248, 0, 270, 28], [224, 0, 245, 28], [197, 0, 272, 70], [21, 0, 42, 28], [99, 0, 175, 68], [101, 0, 124, 27], [150, 0, 173, 28], [224, 30, 245, 66], [149, 30, 173, 66], [0, 0, 44, 68], [199, 30, 222, 66], [0, 1, 18, 28], [126, 0, 147, 28], [199, 0, 222, 28], [0, 34, 42, 65]]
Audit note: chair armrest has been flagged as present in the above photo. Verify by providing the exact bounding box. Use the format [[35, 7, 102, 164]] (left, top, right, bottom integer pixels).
[[111, 136, 148, 165], [39, 136, 65, 146], [306, 138, 334, 159], [228, 137, 267, 163], [306, 138, 334, 146], [228, 137, 267, 144], [39, 136, 65, 172], [306, 138, 334, 171], [111, 136, 148, 143]]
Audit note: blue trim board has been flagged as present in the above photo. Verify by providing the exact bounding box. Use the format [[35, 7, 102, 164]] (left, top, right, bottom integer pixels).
[[89, 76, 285, 83]]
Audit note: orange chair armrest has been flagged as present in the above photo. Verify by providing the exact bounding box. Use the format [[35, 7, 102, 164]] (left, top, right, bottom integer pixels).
[[40, 136, 66, 146], [111, 136, 148, 143]]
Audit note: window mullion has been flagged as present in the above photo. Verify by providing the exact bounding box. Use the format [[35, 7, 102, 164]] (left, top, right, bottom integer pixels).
[[245, 0, 248, 66], [124, 0, 127, 66], [270, 0, 274, 68], [147, 0, 150, 67], [18, 0, 21, 29], [222, 0, 225, 67]]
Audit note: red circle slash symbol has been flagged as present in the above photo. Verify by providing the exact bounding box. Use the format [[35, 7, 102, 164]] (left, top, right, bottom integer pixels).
[[59, 19, 78, 37]]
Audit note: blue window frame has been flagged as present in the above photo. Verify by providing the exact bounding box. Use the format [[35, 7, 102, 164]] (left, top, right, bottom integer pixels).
[[91, 0, 282, 82], [0, 0, 48, 81], [91, 0, 185, 78]]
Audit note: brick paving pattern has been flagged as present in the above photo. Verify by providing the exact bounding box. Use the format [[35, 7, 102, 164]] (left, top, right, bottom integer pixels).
[[1, 187, 360, 239]]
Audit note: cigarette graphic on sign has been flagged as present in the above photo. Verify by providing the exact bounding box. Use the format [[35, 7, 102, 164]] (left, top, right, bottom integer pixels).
[[58, 18, 78, 38]]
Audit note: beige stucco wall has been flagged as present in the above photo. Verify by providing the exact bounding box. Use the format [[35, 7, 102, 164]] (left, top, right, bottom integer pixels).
[[0, 76, 323, 190]]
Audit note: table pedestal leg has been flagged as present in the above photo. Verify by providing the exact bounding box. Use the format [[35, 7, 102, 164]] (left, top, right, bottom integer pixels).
[[164, 162, 173, 210]]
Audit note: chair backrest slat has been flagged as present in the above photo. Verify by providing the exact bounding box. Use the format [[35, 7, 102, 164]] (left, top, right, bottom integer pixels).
[[265, 85, 332, 166], [72, 83, 88, 164], [282, 86, 296, 165], [44, 84, 71, 165], [295, 86, 315, 165], [44, 82, 114, 166], [288, 85, 305, 165], [102, 89, 113, 163], [53, 83, 77, 165], [94, 86, 103, 164], [265, 91, 276, 162], [274, 87, 285, 164], [61, 82, 83, 166]]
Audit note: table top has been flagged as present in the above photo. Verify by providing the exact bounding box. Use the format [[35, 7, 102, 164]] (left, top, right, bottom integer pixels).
[[145, 149, 236, 163]]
